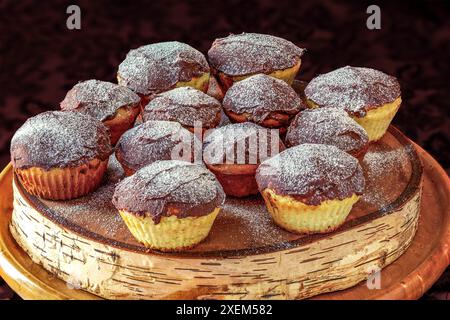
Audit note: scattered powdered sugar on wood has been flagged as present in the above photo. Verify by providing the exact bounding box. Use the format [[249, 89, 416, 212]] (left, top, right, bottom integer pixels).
[[361, 145, 410, 209], [42, 155, 126, 239], [221, 196, 293, 249], [304, 66, 401, 117], [208, 32, 305, 76], [143, 87, 221, 127], [60, 79, 140, 121]]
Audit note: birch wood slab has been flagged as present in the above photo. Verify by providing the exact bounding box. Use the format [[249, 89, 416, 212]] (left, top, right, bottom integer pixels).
[[0, 127, 448, 300]]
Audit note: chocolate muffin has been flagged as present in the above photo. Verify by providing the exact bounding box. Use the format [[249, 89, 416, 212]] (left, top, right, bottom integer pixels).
[[256, 144, 365, 234], [286, 108, 369, 158], [112, 160, 225, 251], [116, 120, 201, 176], [117, 42, 210, 106], [11, 111, 112, 200], [203, 122, 285, 197], [142, 87, 222, 135], [222, 74, 305, 134], [60, 80, 141, 144], [305, 66, 402, 141], [206, 75, 225, 101], [208, 32, 305, 90]]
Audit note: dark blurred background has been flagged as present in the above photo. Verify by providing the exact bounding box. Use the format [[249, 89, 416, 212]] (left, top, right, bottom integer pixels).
[[0, 0, 449, 300]]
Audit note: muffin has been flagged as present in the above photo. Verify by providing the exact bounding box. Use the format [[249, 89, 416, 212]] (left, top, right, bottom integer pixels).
[[60, 80, 141, 145], [256, 144, 365, 234], [11, 111, 112, 200], [222, 74, 305, 134], [208, 33, 305, 91], [142, 87, 222, 136], [304, 66, 401, 141], [286, 108, 369, 158], [112, 160, 225, 251], [203, 122, 284, 197], [116, 120, 202, 176], [117, 42, 210, 107], [206, 75, 225, 101]]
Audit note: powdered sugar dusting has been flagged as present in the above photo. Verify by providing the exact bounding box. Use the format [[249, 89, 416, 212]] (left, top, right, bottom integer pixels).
[[221, 197, 290, 247], [203, 122, 283, 165], [361, 146, 410, 208], [286, 107, 368, 154], [223, 74, 304, 123], [60, 80, 140, 121], [305, 66, 401, 117], [118, 42, 209, 95], [11, 111, 112, 170], [116, 120, 201, 171], [112, 160, 225, 221], [256, 144, 365, 205], [143, 87, 222, 128], [208, 32, 305, 76], [34, 141, 414, 252]]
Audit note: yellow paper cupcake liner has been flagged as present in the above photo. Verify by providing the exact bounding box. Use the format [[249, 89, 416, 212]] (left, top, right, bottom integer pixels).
[[231, 60, 301, 86], [15, 158, 108, 200], [261, 188, 359, 234], [119, 208, 220, 251], [307, 97, 401, 142], [351, 97, 402, 141], [268, 59, 301, 85], [176, 72, 210, 93]]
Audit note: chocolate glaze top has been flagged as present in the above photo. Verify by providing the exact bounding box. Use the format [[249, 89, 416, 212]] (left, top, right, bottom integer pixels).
[[208, 33, 305, 76], [143, 87, 222, 128], [286, 108, 369, 155], [203, 122, 284, 165], [112, 160, 226, 223], [11, 111, 112, 170], [117, 42, 210, 95], [304, 66, 401, 117], [256, 144, 365, 205], [60, 80, 140, 121], [116, 120, 201, 172], [223, 74, 305, 123]]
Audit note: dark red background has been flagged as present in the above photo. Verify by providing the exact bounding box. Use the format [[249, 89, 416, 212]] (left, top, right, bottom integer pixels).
[[0, 0, 449, 299]]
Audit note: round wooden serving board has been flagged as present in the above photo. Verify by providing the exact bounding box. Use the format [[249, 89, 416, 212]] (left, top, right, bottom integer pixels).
[[0, 127, 449, 300]]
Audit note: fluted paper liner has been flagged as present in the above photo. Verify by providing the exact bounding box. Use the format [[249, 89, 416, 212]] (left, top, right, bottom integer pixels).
[[15, 158, 108, 200], [218, 60, 301, 90], [352, 98, 402, 141], [119, 208, 220, 251], [261, 188, 360, 234]]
